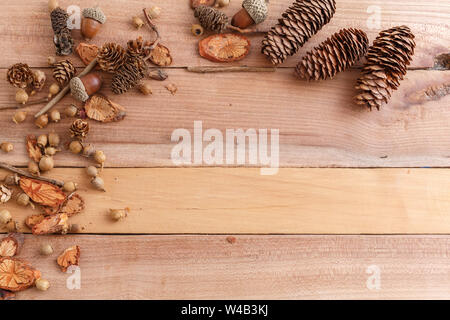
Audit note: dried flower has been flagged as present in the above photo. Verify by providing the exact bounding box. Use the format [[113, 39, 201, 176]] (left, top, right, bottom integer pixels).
[[0, 257, 40, 292], [1, 142, 13, 153], [7, 63, 33, 89], [132, 16, 144, 29], [69, 140, 83, 154], [0, 209, 12, 225], [28, 161, 40, 175], [5, 220, 18, 233], [199, 33, 250, 62], [57, 245, 80, 272], [16, 193, 30, 207], [32, 213, 69, 235], [0, 233, 23, 257], [39, 156, 54, 172], [63, 181, 77, 193], [35, 114, 49, 129], [86, 166, 98, 177], [50, 109, 61, 122], [19, 177, 66, 208], [35, 279, 50, 291], [91, 176, 105, 192], [15, 89, 29, 105], [191, 24, 204, 36], [70, 119, 90, 140], [84, 95, 126, 123], [31, 70, 46, 92], [12, 111, 27, 124], [48, 133, 60, 147]]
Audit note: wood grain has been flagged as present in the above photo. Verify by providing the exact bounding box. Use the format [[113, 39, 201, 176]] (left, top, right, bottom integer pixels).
[[0, 0, 448, 68], [2, 167, 450, 234], [1, 69, 450, 168], [11, 234, 450, 300]]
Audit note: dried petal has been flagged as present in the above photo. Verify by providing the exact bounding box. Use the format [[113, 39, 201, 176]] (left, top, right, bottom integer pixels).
[[0, 257, 40, 292], [19, 177, 66, 208], [199, 33, 250, 62], [0, 185, 12, 204], [41, 193, 85, 217], [25, 214, 46, 229], [0, 234, 24, 257], [84, 95, 126, 123], [57, 245, 80, 272], [32, 213, 69, 235], [148, 43, 173, 67], [26, 135, 44, 163]]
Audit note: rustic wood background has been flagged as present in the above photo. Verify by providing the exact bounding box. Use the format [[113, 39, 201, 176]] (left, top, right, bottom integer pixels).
[[0, 0, 449, 299]]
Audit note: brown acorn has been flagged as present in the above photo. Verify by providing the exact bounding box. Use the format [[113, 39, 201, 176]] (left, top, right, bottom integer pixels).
[[70, 72, 103, 102], [231, 0, 268, 29], [81, 7, 106, 40]]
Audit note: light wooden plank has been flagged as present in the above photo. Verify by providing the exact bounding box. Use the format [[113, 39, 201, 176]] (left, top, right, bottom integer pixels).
[[2, 168, 450, 234], [1, 69, 450, 168], [10, 234, 450, 300], [0, 0, 448, 68]]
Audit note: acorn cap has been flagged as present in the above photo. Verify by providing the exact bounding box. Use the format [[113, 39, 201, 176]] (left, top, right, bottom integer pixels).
[[242, 0, 268, 25], [70, 77, 89, 102], [82, 7, 106, 24]]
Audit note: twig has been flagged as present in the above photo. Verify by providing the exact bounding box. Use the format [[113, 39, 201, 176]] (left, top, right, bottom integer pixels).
[[0, 97, 49, 111], [34, 58, 98, 118], [227, 25, 268, 34], [143, 8, 161, 50], [0, 162, 64, 187], [187, 66, 276, 73]]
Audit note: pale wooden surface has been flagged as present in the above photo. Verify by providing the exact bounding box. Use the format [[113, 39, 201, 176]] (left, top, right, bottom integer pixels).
[[2, 168, 450, 234], [13, 235, 450, 300]]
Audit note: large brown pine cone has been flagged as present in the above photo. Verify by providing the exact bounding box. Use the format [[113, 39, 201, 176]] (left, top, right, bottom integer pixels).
[[295, 28, 369, 80], [354, 26, 415, 110], [262, 0, 336, 65], [7, 63, 33, 88], [127, 37, 152, 59], [97, 43, 128, 73], [51, 7, 68, 33], [53, 60, 76, 85], [194, 6, 229, 33], [111, 57, 147, 94], [69, 119, 90, 140]]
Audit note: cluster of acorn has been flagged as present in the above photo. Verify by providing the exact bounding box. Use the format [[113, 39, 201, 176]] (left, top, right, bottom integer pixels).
[[27, 133, 61, 176]]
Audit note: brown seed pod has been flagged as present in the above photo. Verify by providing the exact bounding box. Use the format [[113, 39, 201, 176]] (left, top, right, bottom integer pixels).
[[86, 166, 98, 177], [191, 0, 216, 9], [48, 83, 60, 98], [94, 150, 106, 167], [81, 7, 106, 40], [16, 193, 30, 207], [191, 24, 204, 36], [40, 243, 53, 256], [37, 134, 48, 148], [0, 209, 12, 225], [12, 111, 27, 124], [35, 114, 49, 129], [138, 81, 153, 95], [1, 143, 13, 153], [132, 16, 144, 29], [15, 89, 29, 105], [91, 176, 105, 192], [48, 133, 60, 147], [64, 105, 78, 117], [147, 6, 161, 19], [28, 161, 40, 175], [148, 44, 173, 67], [199, 33, 251, 62], [49, 109, 61, 123], [63, 181, 77, 193], [82, 144, 95, 157], [69, 141, 83, 154], [45, 147, 58, 156], [39, 156, 54, 172]]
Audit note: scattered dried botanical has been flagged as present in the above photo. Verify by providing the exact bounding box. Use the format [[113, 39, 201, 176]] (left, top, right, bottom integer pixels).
[[7, 63, 33, 89], [0, 234, 24, 257], [231, 0, 268, 29], [132, 16, 145, 29], [0, 185, 12, 204], [1, 142, 14, 153], [199, 33, 251, 62], [31, 70, 47, 93], [0, 162, 63, 187], [109, 207, 130, 221], [148, 69, 168, 81], [19, 177, 66, 208], [191, 0, 216, 9], [12, 111, 27, 124], [50, 109, 61, 122], [69, 140, 83, 154], [35, 278, 50, 291], [28, 161, 40, 176], [0, 257, 41, 292], [147, 6, 161, 19], [65, 105, 79, 117], [138, 81, 152, 95], [91, 176, 106, 192], [48, 133, 60, 147], [35, 114, 49, 129], [57, 245, 80, 272], [15, 89, 28, 105], [4, 221, 18, 233], [16, 193, 30, 207], [40, 243, 53, 256], [147, 43, 173, 67], [25, 214, 46, 229], [191, 24, 204, 36], [165, 83, 178, 95], [42, 193, 85, 217], [97, 43, 128, 73], [32, 213, 69, 235], [51, 7, 74, 55], [39, 156, 54, 172], [0, 209, 12, 225], [76, 43, 99, 66], [70, 72, 104, 102], [84, 95, 126, 123], [70, 119, 90, 140]]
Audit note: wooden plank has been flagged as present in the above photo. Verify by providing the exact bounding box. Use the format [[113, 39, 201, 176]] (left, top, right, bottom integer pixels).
[[0, 0, 448, 68], [11, 234, 450, 300], [2, 168, 450, 234], [1, 69, 450, 168]]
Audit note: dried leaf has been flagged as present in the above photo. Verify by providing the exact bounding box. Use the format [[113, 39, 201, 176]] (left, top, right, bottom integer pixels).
[[84, 95, 126, 123], [148, 69, 168, 81], [165, 83, 178, 95], [32, 213, 69, 235], [19, 177, 66, 208], [199, 33, 250, 62], [0, 257, 41, 292], [0, 289, 15, 300], [57, 245, 80, 272], [0, 234, 24, 257], [26, 135, 43, 163], [25, 214, 46, 229], [148, 43, 173, 67], [41, 193, 85, 217], [76, 43, 99, 66]]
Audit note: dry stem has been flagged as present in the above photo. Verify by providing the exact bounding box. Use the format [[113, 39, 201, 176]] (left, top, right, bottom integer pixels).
[[34, 59, 98, 118], [227, 25, 268, 34], [0, 97, 49, 111], [0, 162, 64, 187], [143, 8, 161, 51], [187, 66, 276, 73]]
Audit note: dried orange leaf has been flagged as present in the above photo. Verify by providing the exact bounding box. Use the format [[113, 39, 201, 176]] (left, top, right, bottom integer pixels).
[[76, 43, 99, 66], [26, 135, 43, 163], [25, 214, 46, 229], [0, 257, 40, 292], [84, 95, 126, 123], [32, 213, 69, 235], [41, 193, 85, 217], [148, 43, 173, 67], [0, 234, 24, 257], [199, 33, 251, 62], [20, 177, 66, 208], [57, 245, 80, 272], [0, 288, 15, 300]]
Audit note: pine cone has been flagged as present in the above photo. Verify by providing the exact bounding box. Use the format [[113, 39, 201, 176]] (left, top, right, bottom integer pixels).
[[295, 28, 369, 80], [7, 63, 33, 88], [355, 26, 415, 110], [53, 59, 76, 85], [51, 7, 68, 33], [194, 6, 229, 33], [54, 28, 74, 56], [70, 119, 90, 140], [127, 37, 152, 59], [111, 56, 147, 94], [97, 43, 128, 73], [262, 0, 336, 65]]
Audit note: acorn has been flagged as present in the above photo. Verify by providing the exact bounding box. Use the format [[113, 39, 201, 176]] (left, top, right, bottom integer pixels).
[[16, 193, 30, 207], [35, 114, 49, 129], [15, 89, 29, 105], [39, 156, 54, 172], [0, 209, 12, 225], [50, 109, 61, 122], [81, 7, 106, 40], [69, 140, 83, 154], [64, 105, 78, 117], [231, 0, 268, 29], [1, 142, 13, 153], [12, 110, 27, 124], [91, 176, 106, 192], [48, 132, 60, 147], [63, 181, 77, 193], [37, 134, 48, 148], [28, 161, 40, 175], [86, 166, 98, 177], [70, 73, 103, 102]]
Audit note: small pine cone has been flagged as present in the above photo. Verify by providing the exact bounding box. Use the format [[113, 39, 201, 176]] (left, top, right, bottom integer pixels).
[[295, 28, 369, 81], [97, 43, 128, 73], [355, 26, 415, 110], [7, 63, 33, 88], [111, 57, 148, 94], [53, 59, 76, 85], [51, 7, 69, 33], [194, 6, 229, 33], [70, 119, 90, 140], [127, 37, 152, 59], [262, 0, 336, 65], [54, 28, 74, 56]]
